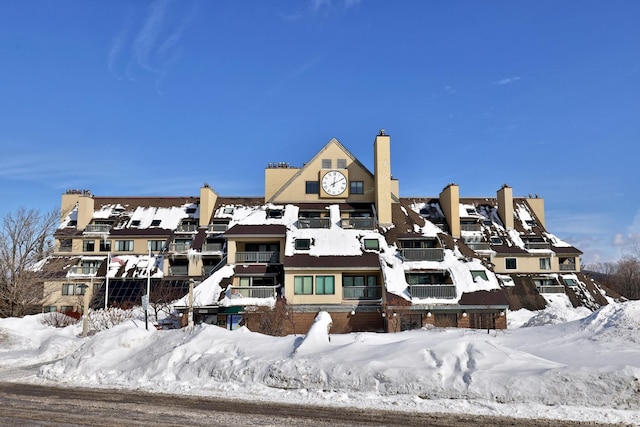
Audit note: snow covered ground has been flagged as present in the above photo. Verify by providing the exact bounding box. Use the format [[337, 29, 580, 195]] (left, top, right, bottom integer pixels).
[[0, 298, 638, 425]]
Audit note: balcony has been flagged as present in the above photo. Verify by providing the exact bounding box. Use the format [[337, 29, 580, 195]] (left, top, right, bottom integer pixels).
[[169, 242, 192, 253], [202, 243, 224, 254], [176, 224, 198, 233], [341, 218, 375, 230], [537, 285, 565, 294], [342, 286, 382, 300], [231, 286, 278, 299], [84, 224, 111, 234], [400, 248, 445, 262], [460, 223, 481, 232], [207, 224, 228, 233], [559, 264, 577, 271], [409, 284, 457, 299], [68, 265, 98, 276], [298, 218, 331, 229], [235, 251, 279, 264], [525, 242, 551, 250], [169, 265, 189, 276], [465, 242, 491, 251]]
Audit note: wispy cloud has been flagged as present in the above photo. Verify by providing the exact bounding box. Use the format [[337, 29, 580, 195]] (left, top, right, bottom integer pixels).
[[282, 0, 360, 21], [612, 210, 640, 248], [492, 76, 522, 86], [108, 0, 197, 92]]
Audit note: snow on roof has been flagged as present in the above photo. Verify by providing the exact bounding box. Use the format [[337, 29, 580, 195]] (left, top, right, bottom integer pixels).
[[105, 255, 164, 279]]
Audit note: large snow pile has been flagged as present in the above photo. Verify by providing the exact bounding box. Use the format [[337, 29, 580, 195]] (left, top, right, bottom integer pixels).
[[0, 302, 638, 424]]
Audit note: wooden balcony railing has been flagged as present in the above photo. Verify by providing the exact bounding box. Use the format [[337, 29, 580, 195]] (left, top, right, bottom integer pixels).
[[202, 243, 224, 253]]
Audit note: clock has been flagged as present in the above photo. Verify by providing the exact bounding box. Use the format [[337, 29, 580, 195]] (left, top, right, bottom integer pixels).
[[321, 170, 347, 196]]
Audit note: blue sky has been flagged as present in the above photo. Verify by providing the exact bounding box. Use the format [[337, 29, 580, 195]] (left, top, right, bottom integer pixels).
[[0, 0, 638, 264]]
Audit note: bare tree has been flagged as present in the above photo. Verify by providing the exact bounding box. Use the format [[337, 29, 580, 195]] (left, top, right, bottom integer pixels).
[[616, 255, 640, 300], [0, 207, 58, 317]]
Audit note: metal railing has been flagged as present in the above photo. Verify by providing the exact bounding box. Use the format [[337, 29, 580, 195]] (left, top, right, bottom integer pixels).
[[341, 218, 375, 230], [231, 286, 278, 299], [202, 243, 224, 253], [525, 242, 551, 250], [169, 242, 191, 252], [207, 224, 228, 233], [169, 265, 189, 276], [342, 286, 382, 300], [298, 218, 331, 229], [409, 284, 457, 299], [400, 248, 445, 262], [537, 285, 565, 294], [235, 251, 279, 264], [465, 242, 491, 251], [84, 224, 111, 233], [460, 223, 481, 232], [559, 264, 577, 271], [176, 224, 198, 233], [68, 265, 98, 276]]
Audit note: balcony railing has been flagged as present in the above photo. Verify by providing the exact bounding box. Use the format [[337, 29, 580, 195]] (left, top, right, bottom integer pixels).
[[460, 223, 481, 232], [559, 264, 577, 271], [537, 285, 565, 294], [231, 286, 278, 299], [235, 251, 279, 264], [298, 218, 331, 229], [68, 265, 98, 276], [202, 243, 224, 253], [176, 224, 198, 233], [341, 218, 375, 230], [84, 224, 111, 233], [169, 242, 191, 253], [465, 242, 491, 251], [169, 265, 189, 276], [400, 248, 445, 262], [342, 286, 382, 300], [409, 284, 457, 299], [207, 224, 228, 233], [525, 242, 551, 250]]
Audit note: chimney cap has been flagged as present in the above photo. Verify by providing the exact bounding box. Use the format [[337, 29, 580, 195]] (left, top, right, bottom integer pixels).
[[378, 128, 386, 136]]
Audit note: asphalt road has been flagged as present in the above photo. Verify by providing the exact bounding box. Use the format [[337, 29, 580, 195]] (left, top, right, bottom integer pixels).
[[0, 382, 625, 427]]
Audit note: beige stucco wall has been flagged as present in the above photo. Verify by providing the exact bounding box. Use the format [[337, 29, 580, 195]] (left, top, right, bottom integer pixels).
[[374, 133, 392, 226], [265, 167, 300, 201], [226, 236, 286, 265], [493, 254, 580, 274], [526, 197, 546, 229], [440, 184, 460, 238], [497, 185, 514, 229], [284, 269, 380, 305], [199, 185, 218, 227], [42, 279, 95, 312]]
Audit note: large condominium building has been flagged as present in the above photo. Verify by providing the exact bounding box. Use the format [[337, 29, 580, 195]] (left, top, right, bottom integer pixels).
[[39, 130, 611, 333]]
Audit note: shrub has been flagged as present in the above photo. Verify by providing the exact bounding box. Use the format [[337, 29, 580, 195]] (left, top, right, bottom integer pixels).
[[40, 312, 79, 328]]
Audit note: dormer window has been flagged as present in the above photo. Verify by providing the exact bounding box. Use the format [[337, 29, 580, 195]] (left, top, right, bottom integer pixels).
[[223, 207, 234, 215], [186, 207, 197, 214], [363, 239, 379, 250], [466, 208, 477, 215], [150, 220, 161, 227], [526, 220, 537, 227], [294, 238, 311, 250], [490, 237, 503, 245], [130, 220, 141, 228], [267, 209, 283, 219]]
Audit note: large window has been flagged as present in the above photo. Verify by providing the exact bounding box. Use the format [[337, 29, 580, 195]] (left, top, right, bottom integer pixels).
[[83, 240, 95, 252], [539, 258, 551, 270], [115, 240, 134, 252], [350, 181, 364, 194], [148, 240, 166, 252], [99, 240, 112, 252], [505, 258, 517, 270], [294, 276, 313, 295], [305, 181, 319, 194], [316, 276, 335, 295], [62, 283, 75, 296]]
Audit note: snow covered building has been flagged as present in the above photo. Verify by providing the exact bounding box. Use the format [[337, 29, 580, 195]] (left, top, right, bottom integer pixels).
[[41, 130, 612, 333]]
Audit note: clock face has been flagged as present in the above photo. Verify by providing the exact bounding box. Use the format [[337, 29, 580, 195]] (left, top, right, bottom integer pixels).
[[321, 170, 347, 196]]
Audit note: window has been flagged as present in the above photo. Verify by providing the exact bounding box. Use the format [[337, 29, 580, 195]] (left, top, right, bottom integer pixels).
[[99, 240, 112, 252], [60, 306, 74, 314], [59, 239, 72, 252], [150, 219, 161, 227], [471, 271, 488, 281], [343, 275, 378, 287], [505, 258, 517, 270], [294, 238, 311, 250], [76, 284, 87, 295], [305, 181, 319, 194], [223, 207, 235, 215], [43, 306, 57, 313], [316, 276, 335, 295], [130, 220, 141, 228], [267, 209, 283, 219], [322, 159, 332, 169], [83, 240, 95, 252], [539, 258, 551, 270], [337, 159, 347, 169], [490, 237, 503, 245], [62, 283, 75, 296], [363, 239, 379, 250], [350, 181, 364, 194], [67, 220, 77, 227], [148, 240, 166, 252], [526, 220, 537, 227], [115, 240, 134, 252], [186, 207, 197, 214], [294, 276, 313, 294]]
